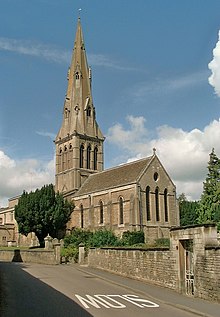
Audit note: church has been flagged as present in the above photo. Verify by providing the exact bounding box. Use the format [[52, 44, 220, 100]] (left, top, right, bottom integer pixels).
[[54, 18, 179, 241]]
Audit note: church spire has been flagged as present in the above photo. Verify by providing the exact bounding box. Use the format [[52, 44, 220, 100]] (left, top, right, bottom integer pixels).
[[55, 18, 104, 196]]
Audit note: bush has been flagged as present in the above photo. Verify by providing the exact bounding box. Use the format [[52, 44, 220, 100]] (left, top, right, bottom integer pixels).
[[63, 228, 93, 248], [89, 229, 119, 247], [121, 231, 145, 246], [61, 244, 79, 262], [154, 238, 170, 247]]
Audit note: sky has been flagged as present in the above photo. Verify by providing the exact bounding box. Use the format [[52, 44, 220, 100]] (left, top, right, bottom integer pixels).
[[1, 0, 220, 206]]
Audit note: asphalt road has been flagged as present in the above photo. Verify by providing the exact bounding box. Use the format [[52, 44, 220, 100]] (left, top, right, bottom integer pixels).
[[0, 262, 217, 317]]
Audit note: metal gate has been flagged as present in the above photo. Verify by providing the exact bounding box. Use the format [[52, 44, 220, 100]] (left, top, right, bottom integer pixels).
[[184, 240, 194, 296], [179, 239, 194, 296]]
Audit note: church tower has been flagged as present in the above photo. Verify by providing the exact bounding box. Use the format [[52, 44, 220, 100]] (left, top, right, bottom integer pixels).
[[55, 18, 105, 197]]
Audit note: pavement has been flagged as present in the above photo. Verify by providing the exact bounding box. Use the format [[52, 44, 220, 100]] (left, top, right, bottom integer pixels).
[[75, 264, 220, 317]]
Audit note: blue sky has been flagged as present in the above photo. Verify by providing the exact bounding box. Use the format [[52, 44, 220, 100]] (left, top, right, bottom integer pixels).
[[1, 0, 220, 206]]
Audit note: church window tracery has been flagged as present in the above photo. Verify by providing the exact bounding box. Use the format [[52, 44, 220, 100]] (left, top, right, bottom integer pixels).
[[119, 197, 124, 225], [75, 72, 80, 80], [99, 200, 104, 224], [155, 187, 160, 221], [80, 204, 84, 228], [86, 145, 91, 169], [164, 188, 169, 222], [86, 106, 91, 117], [80, 144, 84, 168], [146, 186, 151, 221], [94, 147, 98, 170]]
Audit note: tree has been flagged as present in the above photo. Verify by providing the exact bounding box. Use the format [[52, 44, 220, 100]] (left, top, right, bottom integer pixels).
[[15, 184, 73, 242], [197, 148, 220, 231], [178, 193, 199, 226]]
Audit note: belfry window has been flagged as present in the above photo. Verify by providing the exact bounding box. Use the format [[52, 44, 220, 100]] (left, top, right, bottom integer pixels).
[[119, 197, 124, 225], [94, 147, 98, 170], [80, 144, 84, 168], [155, 187, 160, 221], [146, 186, 151, 221], [76, 72, 80, 80], [86, 106, 91, 117], [164, 188, 169, 222], [86, 145, 91, 169], [99, 200, 104, 224]]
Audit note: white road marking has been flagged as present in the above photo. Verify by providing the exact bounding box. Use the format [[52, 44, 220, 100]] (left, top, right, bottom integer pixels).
[[75, 294, 159, 309]]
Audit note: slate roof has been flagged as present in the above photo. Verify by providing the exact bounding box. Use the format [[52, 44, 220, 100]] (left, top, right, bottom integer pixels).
[[74, 156, 153, 197]]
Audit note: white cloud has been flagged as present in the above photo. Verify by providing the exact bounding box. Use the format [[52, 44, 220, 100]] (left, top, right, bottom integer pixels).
[[107, 116, 220, 200], [0, 37, 70, 64], [0, 150, 55, 207], [36, 130, 56, 140], [208, 30, 220, 96], [0, 37, 138, 71], [132, 71, 207, 101]]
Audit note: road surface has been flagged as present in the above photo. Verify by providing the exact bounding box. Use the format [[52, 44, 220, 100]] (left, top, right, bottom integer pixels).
[[0, 262, 219, 317]]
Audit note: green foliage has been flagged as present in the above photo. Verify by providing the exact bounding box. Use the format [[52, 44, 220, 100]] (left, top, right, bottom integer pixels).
[[154, 238, 170, 247], [121, 231, 145, 246], [178, 193, 199, 226], [89, 229, 119, 247], [196, 149, 220, 230], [64, 228, 93, 248], [15, 184, 73, 242], [61, 245, 79, 262]]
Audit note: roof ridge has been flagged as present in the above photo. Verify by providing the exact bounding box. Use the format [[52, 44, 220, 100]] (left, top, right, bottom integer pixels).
[[95, 156, 153, 175]]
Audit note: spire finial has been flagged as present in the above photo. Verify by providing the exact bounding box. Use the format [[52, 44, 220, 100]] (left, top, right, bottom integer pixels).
[[78, 8, 82, 19], [153, 148, 156, 155]]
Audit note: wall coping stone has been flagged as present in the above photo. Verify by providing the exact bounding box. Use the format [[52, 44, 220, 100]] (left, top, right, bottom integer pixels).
[[170, 223, 216, 231]]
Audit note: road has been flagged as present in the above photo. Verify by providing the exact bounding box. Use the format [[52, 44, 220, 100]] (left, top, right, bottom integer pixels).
[[0, 262, 219, 317]]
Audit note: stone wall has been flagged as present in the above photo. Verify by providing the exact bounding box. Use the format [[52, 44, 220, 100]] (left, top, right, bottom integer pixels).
[[88, 247, 178, 290], [88, 225, 220, 302], [0, 249, 59, 265], [195, 246, 220, 302]]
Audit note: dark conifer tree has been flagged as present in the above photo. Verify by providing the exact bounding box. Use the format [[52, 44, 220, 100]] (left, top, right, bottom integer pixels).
[[197, 148, 220, 230], [15, 184, 73, 243]]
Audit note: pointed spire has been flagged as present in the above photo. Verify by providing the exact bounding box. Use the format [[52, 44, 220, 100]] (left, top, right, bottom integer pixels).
[[56, 17, 104, 141]]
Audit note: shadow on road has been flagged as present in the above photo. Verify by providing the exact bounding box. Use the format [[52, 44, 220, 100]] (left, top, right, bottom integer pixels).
[[0, 262, 93, 317], [12, 250, 23, 262]]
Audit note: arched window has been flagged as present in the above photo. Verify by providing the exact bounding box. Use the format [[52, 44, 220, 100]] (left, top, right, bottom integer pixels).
[[119, 197, 124, 225], [86, 106, 91, 117], [100, 200, 104, 224], [164, 188, 169, 222], [86, 145, 91, 169], [80, 144, 84, 168], [94, 147, 98, 170], [76, 72, 80, 80], [155, 187, 160, 222], [80, 204, 84, 228], [146, 186, 151, 221]]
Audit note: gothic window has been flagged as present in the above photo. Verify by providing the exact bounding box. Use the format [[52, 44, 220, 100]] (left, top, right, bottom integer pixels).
[[80, 144, 84, 168], [76, 72, 80, 80], [69, 144, 72, 150], [164, 188, 169, 222], [155, 187, 160, 221], [119, 197, 124, 225], [86, 145, 91, 169], [146, 186, 151, 221], [94, 147, 98, 170], [59, 147, 62, 154], [99, 200, 104, 224], [86, 106, 91, 117], [80, 204, 84, 228]]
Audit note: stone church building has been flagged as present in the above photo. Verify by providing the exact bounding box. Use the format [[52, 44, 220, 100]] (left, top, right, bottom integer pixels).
[[55, 18, 179, 240]]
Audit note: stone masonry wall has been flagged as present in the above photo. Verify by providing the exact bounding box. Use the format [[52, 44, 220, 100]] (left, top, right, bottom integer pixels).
[[88, 248, 178, 290], [0, 249, 58, 265], [195, 247, 220, 302]]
